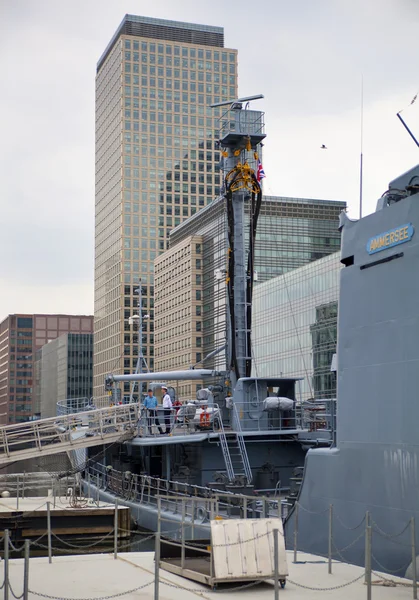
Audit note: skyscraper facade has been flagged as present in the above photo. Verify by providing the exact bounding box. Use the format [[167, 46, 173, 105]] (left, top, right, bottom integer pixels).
[[0, 314, 93, 424], [94, 15, 238, 403], [154, 195, 346, 398]]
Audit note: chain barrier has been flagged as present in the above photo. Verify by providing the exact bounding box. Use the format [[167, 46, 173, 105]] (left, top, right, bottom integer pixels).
[[8, 539, 26, 552], [51, 530, 115, 549], [295, 502, 329, 515], [0, 501, 48, 519], [372, 570, 414, 588], [331, 529, 365, 561], [28, 580, 154, 600], [8, 580, 25, 599], [372, 520, 411, 546], [160, 578, 266, 593], [287, 570, 366, 591], [334, 512, 366, 531], [371, 552, 411, 575]]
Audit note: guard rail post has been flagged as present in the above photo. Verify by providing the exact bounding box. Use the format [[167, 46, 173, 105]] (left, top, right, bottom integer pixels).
[[412, 517, 417, 600], [191, 497, 195, 540], [16, 474, 19, 510], [47, 501, 52, 563], [293, 503, 299, 563], [181, 498, 186, 569], [364, 511, 370, 584], [23, 539, 30, 600], [273, 528, 279, 600], [365, 520, 372, 600], [328, 504, 333, 574], [154, 531, 160, 600], [4, 529, 9, 600], [114, 498, 118, 559]]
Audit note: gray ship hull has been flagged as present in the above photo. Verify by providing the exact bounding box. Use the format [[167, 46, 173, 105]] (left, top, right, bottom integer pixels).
[[286, 165, 419, 576]]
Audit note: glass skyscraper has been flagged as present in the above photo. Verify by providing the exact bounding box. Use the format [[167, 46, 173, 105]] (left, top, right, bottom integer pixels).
[[94, 15, 238, 403]]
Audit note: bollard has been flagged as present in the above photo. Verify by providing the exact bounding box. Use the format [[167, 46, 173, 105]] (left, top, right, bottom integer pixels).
[[23, 539, 30, 600], [4, 529, 9, 600], [328, 504, 333, 574], [114, 498, 118, 560], [154, 532, 160, 600], [47, 501, 52, 564], [273, 528, 279, 600], [412, 517, 417, 600], [293, 502, 299, 563], [365, 524, 372, 600]]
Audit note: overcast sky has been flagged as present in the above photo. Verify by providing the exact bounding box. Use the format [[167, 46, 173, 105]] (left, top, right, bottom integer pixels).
[[0, 0, 418, 320]]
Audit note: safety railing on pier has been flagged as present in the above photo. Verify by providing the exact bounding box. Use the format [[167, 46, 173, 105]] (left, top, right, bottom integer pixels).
[[0, 405, 138, 465]]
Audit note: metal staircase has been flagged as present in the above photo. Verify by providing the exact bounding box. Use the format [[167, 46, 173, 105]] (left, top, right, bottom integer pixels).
[[215, 404, 253, 485], [0, 405, 138, 466]]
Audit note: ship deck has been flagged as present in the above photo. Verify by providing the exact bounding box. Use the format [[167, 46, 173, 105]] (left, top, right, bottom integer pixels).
[[7, 550, 414, 599]]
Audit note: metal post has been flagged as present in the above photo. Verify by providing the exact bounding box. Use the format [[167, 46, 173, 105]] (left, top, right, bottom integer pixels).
[[181, 499, 186, 569], [364, 511, 370, 583], [243, 497, 247, 519], [293, 503, 299, 563], [87, 472, 91, 502], [114, 498, 118, 560], [96, 474, 100, 506], [262, 497, 266, 519], [412, 517, 417, 600], [16, 474, 19, 510], [4, 529, 9, 600], [23, 539, 30, 600], [191, 498, 195, 540], [365, 523, 372, 600], [273, 528, 279, 600], [157, 497, 161, 536], [22, 472, 26, 500], [47, 501, 52, 564], [154, 532, 160, 600], [328, 504, 333, 574]]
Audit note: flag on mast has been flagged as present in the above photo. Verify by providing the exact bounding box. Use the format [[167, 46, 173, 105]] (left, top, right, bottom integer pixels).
[[256, 159, 266, 183]]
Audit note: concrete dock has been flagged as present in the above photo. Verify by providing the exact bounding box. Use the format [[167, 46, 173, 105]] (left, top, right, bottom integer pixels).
[[6, 550, 415, 599]]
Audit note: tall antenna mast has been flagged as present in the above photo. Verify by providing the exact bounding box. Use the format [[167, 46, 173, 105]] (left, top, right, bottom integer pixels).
[[359, 75, 364, 219]]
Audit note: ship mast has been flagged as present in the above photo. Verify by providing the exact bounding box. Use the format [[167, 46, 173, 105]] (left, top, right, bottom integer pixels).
[[213, 95, 266, 389]]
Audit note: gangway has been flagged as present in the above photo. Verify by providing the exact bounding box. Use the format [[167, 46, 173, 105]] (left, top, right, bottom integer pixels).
[[0, 404, 138, 466]]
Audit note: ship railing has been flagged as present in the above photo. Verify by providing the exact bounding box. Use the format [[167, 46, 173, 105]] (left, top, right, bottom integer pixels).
[[56, 397, 95, 416], [85, 463, 283, 522], [136, 402, 223, 438], [230, 398, 336, 438], [0, 404, 139, 465]]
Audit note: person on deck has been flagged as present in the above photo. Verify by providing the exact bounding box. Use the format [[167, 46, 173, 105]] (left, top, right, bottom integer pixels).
[[161, 386, 173, 434], [143, 389, 163, 435]]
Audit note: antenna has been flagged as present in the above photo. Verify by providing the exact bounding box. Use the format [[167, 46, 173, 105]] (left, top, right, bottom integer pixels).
[[359, 76, 364, 219], [396, 112, 419, 149], [210, 94, 264, 109]]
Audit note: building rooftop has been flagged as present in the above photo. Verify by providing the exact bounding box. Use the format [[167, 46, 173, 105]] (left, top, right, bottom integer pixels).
[[98, 14, 225, 72]]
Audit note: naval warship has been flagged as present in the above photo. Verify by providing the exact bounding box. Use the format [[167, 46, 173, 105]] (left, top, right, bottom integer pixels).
[[285, 162, 419, 576], [84, 98, 335, 534]]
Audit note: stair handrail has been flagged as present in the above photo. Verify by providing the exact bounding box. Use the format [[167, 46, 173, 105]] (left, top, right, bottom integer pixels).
[[232, 403, 253, 484], [213, 410, 235, 482]]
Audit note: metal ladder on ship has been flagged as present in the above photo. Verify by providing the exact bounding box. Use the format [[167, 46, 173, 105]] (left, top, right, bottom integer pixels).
[[215, 404, 253, 484]]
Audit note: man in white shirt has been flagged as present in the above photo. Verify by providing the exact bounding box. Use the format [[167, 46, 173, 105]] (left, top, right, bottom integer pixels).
[[161, 386, 173, 434]]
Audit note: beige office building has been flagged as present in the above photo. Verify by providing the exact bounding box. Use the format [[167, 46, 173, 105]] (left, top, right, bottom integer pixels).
[[154, 235, 204, 399], [94, 15, 237, 403]]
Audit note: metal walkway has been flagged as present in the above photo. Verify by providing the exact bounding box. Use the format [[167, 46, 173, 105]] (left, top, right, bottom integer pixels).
[[0, 405, 138, 466]]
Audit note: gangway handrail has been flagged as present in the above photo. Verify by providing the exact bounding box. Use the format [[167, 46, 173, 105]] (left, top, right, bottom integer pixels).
[[0, 404, 138, 466], [213, 411, 235, 482], [232, 403, 253, 484]]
